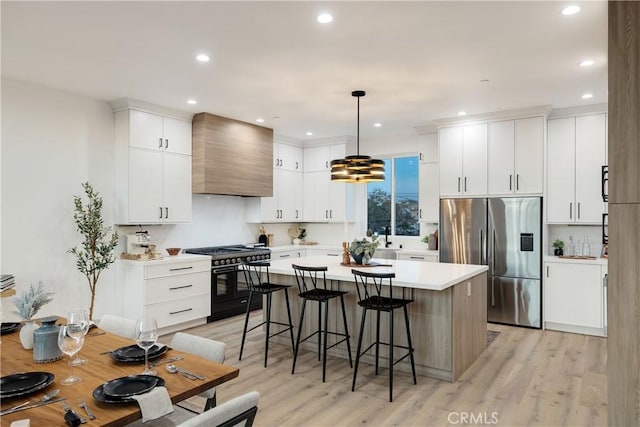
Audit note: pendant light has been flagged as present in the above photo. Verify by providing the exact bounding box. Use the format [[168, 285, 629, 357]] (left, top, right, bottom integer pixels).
[[330, 90, 385, 183]]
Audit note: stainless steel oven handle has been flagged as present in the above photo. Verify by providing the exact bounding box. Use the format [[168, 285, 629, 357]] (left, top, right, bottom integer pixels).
[[212, 266, 237, 274]]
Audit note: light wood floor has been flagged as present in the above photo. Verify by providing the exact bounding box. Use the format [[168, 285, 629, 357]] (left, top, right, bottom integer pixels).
[[163, 312, 607, 426]]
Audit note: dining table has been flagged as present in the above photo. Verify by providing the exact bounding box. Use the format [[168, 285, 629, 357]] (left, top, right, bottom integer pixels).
[[0, 320, 239, 426]]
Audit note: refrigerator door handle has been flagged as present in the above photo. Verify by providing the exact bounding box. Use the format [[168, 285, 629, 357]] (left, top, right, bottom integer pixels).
[[479, 228, 486, 265], [492, 230, 496, 273], [491, 280, 495, 307]]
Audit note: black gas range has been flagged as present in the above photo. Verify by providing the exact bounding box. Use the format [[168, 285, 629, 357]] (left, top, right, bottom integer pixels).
[[184, 245, 271, 322]]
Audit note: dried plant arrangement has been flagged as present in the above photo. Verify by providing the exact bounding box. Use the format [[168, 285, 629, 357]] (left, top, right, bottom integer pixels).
[[12, 281, 54, 321]]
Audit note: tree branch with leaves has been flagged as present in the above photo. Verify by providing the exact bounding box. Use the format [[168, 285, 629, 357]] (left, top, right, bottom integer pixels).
[[68, 182, 119, 320]]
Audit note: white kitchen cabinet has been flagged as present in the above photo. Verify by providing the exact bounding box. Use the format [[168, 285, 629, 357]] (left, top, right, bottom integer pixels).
[[488, 117, 544, 195], [419, 162, 439, 222], [302, 171, 352, 222], [129, 109, 191, 155], [270, 248, 305, 259], [257, 142, 304, 223], [275, 142, 303, 171], [419, 133, 438, 163], [543, 260, 606, 336], [439, 123, 487, 196], [397, 252, 439, 262], [547, 114, 606, 224], [114, 108, 192, 224], [116, 256, 211, 333], [304, 248, 342, 258], [303, 144, 346, 172]]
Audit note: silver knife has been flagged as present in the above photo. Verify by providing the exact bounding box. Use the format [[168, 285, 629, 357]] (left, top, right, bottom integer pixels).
[[0, 397, 67, 416]]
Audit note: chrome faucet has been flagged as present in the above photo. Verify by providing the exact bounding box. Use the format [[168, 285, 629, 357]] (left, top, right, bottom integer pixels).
[[384, 225, 392, 248]]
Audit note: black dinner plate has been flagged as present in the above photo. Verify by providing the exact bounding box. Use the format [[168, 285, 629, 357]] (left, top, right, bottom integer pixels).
[[0, 322, 21, 335], [110, 344, 168, 363], [0, 372, 55, 399], [103, 375, 159, 398], [93, 375, 165, 404]]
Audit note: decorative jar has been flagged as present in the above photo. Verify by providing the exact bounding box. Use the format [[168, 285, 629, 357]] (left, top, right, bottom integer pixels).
[[33, 316, 63, 363]]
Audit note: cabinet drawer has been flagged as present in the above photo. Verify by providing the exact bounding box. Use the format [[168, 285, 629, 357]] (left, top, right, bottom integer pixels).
[[145, 259, 210, 279], [146, 295, 211, 329], [397, 253, 439, 262], [145, 271, 210, 304]]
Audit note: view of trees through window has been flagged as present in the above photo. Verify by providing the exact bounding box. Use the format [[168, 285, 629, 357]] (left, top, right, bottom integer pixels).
[[367, 156, 419, 236]]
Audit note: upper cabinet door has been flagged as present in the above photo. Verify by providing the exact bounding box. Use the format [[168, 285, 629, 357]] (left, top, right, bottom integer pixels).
[[462, 123, 487, 196], [419, 133, 438, 163], [439, 126, 464, 196], [575, 114, 606, 223], [127, 148, 164, 223], [278, 143, 303, 171], [162, 153, 192, 222], [162, 117, 192, 155], [547, 117, 576, 223], [514, 116, 544, 194], [129, 110, 164, 151], [487, 120, 515, 195]]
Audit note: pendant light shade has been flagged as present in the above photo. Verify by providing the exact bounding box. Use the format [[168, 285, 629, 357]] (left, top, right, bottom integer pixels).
[[330, 91, 385, 183]]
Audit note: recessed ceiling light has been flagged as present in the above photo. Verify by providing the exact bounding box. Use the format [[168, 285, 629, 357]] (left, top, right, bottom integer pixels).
[[196, 54, 210, 62], [317, 13, 333, 24], [187, 99, 197, 105], [582, 93, 594, 99], [373, 123, 382, 128], [256, 118, 264, 123], [458, 111, 467, 116], [579, 59, 595, 67], [561, 5, 581, 16], [306, 131, 313, 136]]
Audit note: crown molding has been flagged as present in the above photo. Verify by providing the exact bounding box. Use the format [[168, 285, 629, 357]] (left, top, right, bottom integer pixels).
[[110, 98, 194, 122], [548, 103, 608, 118], [274, 134, 303, 147], [414, 124, 438, 134], [431, 105, 553, 128]]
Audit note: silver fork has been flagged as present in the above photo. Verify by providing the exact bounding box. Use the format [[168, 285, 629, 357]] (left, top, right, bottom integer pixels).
[[78, 400, 96, 420]]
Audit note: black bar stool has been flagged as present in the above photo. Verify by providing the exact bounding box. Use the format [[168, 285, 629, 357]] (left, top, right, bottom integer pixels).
[[239, 260, 295, 367], [351, 269, 417, 402], [291, 264, 353, 382]]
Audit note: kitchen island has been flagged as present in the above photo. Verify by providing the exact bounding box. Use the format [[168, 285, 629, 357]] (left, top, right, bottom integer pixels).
[[266, 255, 488, 382]]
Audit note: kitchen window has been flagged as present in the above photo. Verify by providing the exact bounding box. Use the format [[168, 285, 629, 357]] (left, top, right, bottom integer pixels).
[[367, 156, 419, 236]]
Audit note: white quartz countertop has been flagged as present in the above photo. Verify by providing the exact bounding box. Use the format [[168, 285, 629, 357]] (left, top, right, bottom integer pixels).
[[117, 253, 211, 265], [268, 255, 487, 291], [544, 255, 608, 266]]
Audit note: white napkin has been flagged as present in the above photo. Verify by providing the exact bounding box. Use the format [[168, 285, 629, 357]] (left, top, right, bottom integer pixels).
[[131, 386, 173, 423]]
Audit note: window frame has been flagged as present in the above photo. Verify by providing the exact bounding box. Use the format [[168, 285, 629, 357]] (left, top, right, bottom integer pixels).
[[366, 153, 420, 237]]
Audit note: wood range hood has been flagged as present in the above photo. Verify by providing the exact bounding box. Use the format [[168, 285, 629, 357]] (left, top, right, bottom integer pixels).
[[192, 112, 273, 197]]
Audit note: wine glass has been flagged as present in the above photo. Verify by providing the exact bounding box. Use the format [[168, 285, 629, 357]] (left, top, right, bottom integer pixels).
[[136, 318, 158, 375], [57, 325, 84, 385], [67, 309, 89, 365]]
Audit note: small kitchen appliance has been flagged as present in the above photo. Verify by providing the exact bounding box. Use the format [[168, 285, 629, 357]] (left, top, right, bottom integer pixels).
[[126, 230, 152, 255]]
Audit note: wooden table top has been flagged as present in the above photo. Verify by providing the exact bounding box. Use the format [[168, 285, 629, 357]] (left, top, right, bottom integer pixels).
[[0, 322, 239, 426]]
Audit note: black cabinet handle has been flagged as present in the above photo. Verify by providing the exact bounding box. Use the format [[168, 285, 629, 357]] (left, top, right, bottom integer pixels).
[[464, 177, 467, 192], [165, 139, 168, 149], [569, 202, 573, 219], [169, 266, 193, 272], [602, 165, 609, 202], [159, 207, 163, 219], [158, 138, 163, 148], [410, 256, 425, 260], [458, 177, 461, 193], [516, 174, 520, 191], [169, 284, 193, 290], [169, 308, 193, 315], [509, 174, 512, 191], [165, 207, 168, 219], [602, 213, 608, 244]]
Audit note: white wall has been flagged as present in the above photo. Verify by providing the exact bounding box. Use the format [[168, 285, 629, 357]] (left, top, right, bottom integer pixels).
[[1, 78, 115, 320], [1, 79, 260, 321]]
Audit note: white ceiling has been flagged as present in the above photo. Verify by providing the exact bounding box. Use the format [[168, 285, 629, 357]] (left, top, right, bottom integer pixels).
[[1, 1, 607, 140]]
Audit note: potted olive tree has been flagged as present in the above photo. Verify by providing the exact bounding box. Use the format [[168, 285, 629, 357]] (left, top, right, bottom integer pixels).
[[68, 183, 118, 320]]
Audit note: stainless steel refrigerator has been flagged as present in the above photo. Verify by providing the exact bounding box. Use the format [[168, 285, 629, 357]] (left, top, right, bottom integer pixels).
[[440, 197, 542, 328]]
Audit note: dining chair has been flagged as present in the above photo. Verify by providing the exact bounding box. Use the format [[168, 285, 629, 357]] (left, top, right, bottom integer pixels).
[[98, 314, 138, 339], [170, 332, 226, 411], [177, 391, 260, 427], [125, 391, 259, 427]]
